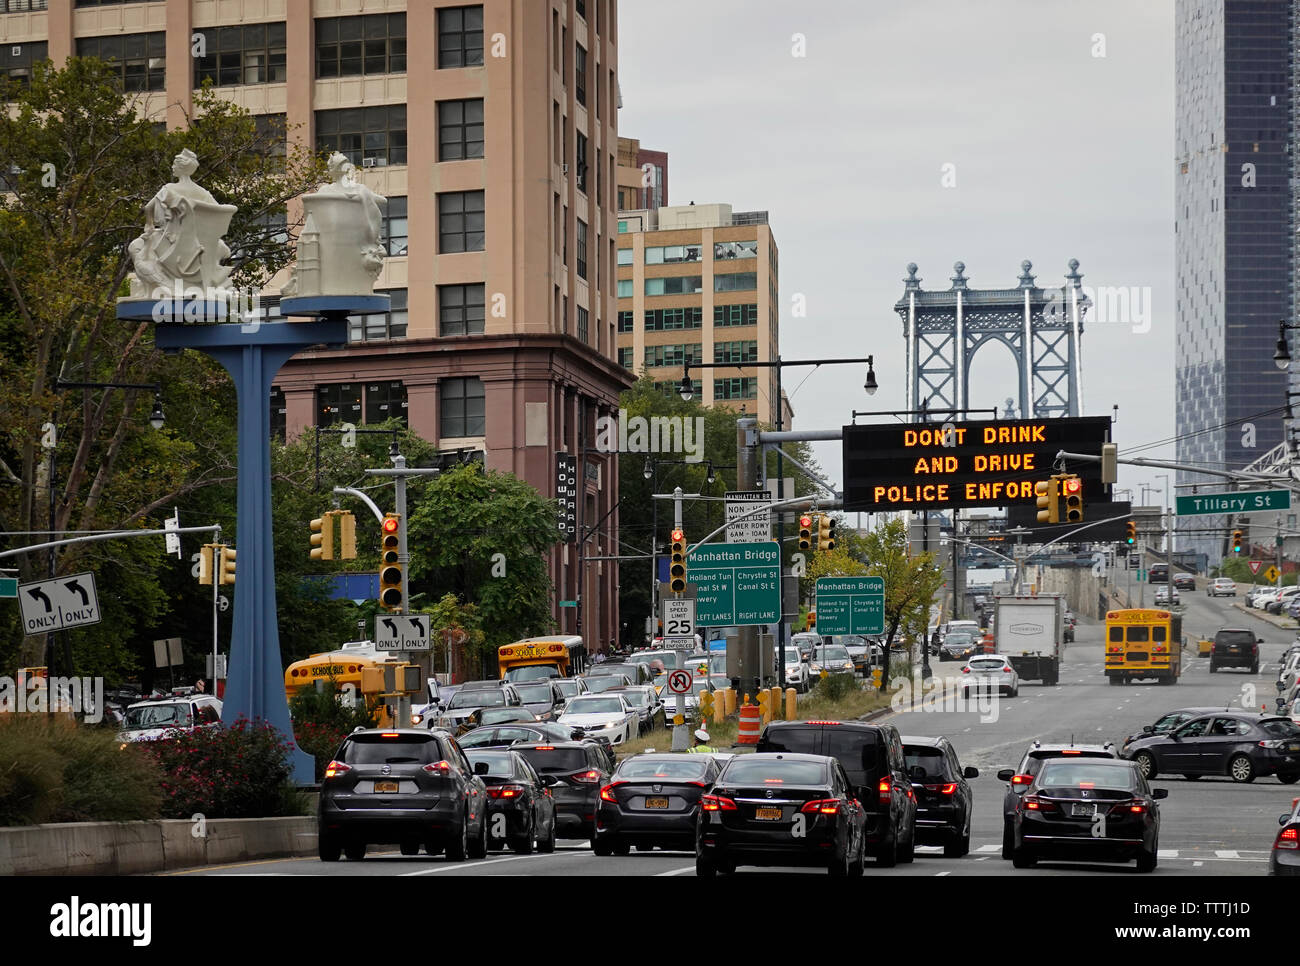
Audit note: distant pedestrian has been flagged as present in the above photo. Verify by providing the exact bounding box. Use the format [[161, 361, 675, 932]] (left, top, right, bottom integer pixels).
[[594, 648, 607, 664], [195, 679, 206, 693]]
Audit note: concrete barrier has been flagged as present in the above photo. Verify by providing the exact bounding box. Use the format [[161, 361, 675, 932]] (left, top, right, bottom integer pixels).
[[0, 816, 317, 876]]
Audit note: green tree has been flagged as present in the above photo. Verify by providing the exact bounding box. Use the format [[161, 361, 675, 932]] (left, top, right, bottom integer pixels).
[[422, 592, 489, 680], [861, 517, 945, 692]]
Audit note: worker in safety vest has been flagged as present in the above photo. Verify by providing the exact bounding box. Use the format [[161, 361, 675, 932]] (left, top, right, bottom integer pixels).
[[686, 728, 716, 754]]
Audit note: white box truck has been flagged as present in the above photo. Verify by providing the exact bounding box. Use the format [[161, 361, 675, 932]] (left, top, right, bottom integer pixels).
[[992, 594, 1065, 685]]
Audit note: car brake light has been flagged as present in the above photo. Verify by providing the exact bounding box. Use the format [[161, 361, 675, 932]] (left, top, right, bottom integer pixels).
[[1023, 795, 1057, 812], [571, 769, 601, 783], [534, 746, 555, 751], [800, 799, 841, 815], [1003, 667, 1013, 673], [599, 782, 624, 803], [323, 760, 350, 779], [487, 784, 526, 799], [701, 794, 737, 811], [763, 778, 784, 784], [1079, 782, 1094, 788], [878, 777, 891, 803], [1276, 827, 1300, 850], [380, 732, 400, 738], [924, 783, 958, 795], [422, 760, 452, 775], [805, 721, 841, 725]]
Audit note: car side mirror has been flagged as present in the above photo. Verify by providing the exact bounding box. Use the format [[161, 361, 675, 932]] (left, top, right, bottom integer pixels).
[[1143, 724, 1154, 733], [1151, 788, 1168, 800], [964, 766, 979, 779], [473, 761, 490, 775], [996, 768, 1015, 782], [1258, 638, 1265, 645], [1282, 814, 1292, 826]]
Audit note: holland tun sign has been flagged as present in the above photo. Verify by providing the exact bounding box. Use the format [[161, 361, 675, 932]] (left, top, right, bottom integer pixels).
[[842, 416, 1112, 512]]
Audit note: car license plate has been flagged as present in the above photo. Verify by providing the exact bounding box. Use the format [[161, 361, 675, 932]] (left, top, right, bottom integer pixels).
[[1289, 744, 1300, 753], [374, 781, 399, 794], [1071, 803, 1095, 818], [754, 807, 783, 821], [645, 797, 669, 809], [1229, 647, 1240, 654]]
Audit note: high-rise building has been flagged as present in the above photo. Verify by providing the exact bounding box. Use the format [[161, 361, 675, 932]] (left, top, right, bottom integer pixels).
[[3, 0, 631, 648], [615, 203, 790, 428], [615, 135, 667, 212], [1174, 0, 1295, 562]]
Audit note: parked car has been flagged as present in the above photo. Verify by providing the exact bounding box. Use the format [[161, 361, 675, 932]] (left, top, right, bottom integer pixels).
[[317, 728, 488, 861], [593, 752, 724, 855], [1269, 587, 1300, 615], [961, 654, 1020, 697], [755, 719, 916, 866], [695, 753, 867, 877], [1208, 577, 1236, 597], [1173, 572, 1197, 591], [996, 740, 1117, 858], [1210, 628, 1262, 674], [1009, 758, 1165, 872], [1271, 796, 1300, 876], [511, 741, 615, 842], [465, 748, 557, 854], [1280, 651, 1300, 695], [118, 695, 222, 744], [1252, 588, 1282, 611], [902, 735, 979, 857], [1123, 711, 1300, 783]]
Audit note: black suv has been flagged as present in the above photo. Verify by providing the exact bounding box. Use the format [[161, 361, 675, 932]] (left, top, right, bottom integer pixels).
[[512, 741, 614, 842], [902, 735, 979, 857], [1211, 628, 1262, 673], [756, 720, 916, 866], [996, 741, 1116, 858], [318, 728, 488, 862]]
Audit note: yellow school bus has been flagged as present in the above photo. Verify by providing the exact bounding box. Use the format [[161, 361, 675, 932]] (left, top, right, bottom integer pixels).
[[1104, 609, 1183, 685], [498, 636, 587, 682], [284, 644, 416, 726]]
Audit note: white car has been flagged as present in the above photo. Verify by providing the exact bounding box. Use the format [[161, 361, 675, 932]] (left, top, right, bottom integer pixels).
[[117, 695, 223, 743], [1208, 578, 1237, 598], [556, 694, 638, 745], [809, 643, 855, 675], [960, 655, 1019, 697], [1153, 586, 1180, 606], [1253, 588, 1282, 610], [782, 645, 812, 693]]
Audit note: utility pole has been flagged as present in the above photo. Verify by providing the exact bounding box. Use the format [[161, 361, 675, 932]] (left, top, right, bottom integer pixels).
[[737, 416, 760, 699]]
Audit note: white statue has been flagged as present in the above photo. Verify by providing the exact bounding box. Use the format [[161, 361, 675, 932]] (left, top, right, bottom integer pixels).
[[282, 152, 387, 298], [127, 149, 236, 299]]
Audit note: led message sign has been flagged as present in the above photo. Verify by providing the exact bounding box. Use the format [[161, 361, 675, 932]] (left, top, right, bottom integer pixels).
[[842, 416, 1111, 512]]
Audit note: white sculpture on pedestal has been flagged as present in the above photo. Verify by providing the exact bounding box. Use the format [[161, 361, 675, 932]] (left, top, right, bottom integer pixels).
[[127, 149, 237, 299], [282, 153, 387, 298]]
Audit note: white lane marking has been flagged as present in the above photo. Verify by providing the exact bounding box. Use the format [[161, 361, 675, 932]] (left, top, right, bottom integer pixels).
[[1194, 860, 1203, 867], [935, 870, 951, 876], [976, 844, 1001, 853], [1157, 849, 1179, 858], [655, 865, 696, 877], [1215, 849, 1241, 859], [975, 855, 991, 861], [915, 845, 944, 853], [399, 851, 579, 876]]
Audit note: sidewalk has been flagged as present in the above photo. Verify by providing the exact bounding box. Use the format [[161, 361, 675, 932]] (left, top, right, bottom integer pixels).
[[1231, 601, 1296, 631]]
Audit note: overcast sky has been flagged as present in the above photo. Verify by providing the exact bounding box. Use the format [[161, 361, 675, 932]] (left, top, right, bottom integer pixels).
[[618, 0, 1176, 511]]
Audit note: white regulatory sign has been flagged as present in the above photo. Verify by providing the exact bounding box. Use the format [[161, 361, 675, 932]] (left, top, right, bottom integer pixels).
[[661, 598, 696, 639], [19, 572, 102, 636], [662, 636, 695, 650], [375, 614, 431, 651], [724, 490, 772, 544]]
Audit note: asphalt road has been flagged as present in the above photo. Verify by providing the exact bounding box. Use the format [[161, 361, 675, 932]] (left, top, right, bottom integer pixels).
[[174, 590, 1297, 878]]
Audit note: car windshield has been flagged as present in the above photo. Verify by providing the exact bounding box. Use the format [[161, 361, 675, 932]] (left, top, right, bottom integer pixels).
[[631, 651, 680, 670], [904, 746, 949, 780], [515, 747, 588, 774], [1260, 719, 1300, 739], [465, 752, 514, 777], [783, 648, 802, 663], [342, 735, 434, 765], [583, 676, 629, 693], [124, 703, 192, 729], [479, 708, 531, 724], [969, 658, 1005, 670], [617, 691, 649, 707], [554, 680, 581, 697], [513, 684, 555, 703], [944, 634, 974, 646], [814, 646, 850, 661], [566, 697, 624, 714], [504, 665, 560, 682], [1037, 761, 1138, 791], [722, 758, 827, 785], [617, 758, 710, 780], [448, 689, 506, 709]]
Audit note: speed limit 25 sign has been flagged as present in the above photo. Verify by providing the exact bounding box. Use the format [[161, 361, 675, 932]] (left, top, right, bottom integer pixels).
[[661, 598, 696, 638]]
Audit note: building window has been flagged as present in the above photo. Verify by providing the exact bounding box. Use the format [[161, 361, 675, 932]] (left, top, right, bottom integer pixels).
[[381, 197, 408, 255], [347, 289, 408, 342], [617, 220, 628, 233], [315, 14, 405, 78], [315, 105, 407, 166], [644, 343, 701, 368], [617, 278, 633, 298], [714, 303, 758, 327], [317, 383, 363, 428], [715, 340, 758, 364], [438, 5, 484, 69], [269, 386, 286, 442], [652, 381, 680, 399], [644, 307, 703, 331], [441, 377, 485, 437], [646, 276, 703, 296], [714, 272, 757, 292], [715, 377, 758, 400], [438, 190, 485, 253], [714, 239, 758, 260], [75, 33, 166, 92], [253, 113, 287, 158], [576, 306, 589, 343], [365, 380, 408, 425], [575, 0, 586, 19], [0, 41, 46, 87], [575, 131, 588, 192], [194, 23, 287, 87], [439, 283, 485, 336], [646, 245, 702, 264], [438, 98, 484, 160], [574, 43, 586, 106], [616, 248, 633, 266], [617, 347, 633, 369], [617, 310, 634, 333], [576, 219, 588, 279]]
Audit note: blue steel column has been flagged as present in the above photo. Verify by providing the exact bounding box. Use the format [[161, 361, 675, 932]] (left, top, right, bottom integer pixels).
[[153, 318, 347, 783]]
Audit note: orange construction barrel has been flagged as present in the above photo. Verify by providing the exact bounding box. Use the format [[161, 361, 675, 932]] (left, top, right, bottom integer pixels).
[[737, 704, 761, 745]]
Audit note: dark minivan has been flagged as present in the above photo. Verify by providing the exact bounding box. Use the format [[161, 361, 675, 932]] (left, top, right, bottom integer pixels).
[[756, 720, 916, 866]]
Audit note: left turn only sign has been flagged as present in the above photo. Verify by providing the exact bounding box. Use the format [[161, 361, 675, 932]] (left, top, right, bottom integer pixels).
[[19, 572, 102, 636]]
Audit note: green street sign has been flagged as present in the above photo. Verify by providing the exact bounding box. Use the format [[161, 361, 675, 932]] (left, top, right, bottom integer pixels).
[[688, 542, 781, 626], [0, 577, 15, 599], [815, 576, 885, 635], [559, 600, 578, 608], [1176, 490, 1291, 516]]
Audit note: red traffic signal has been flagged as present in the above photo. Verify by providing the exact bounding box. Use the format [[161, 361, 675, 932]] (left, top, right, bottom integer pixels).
[[382, 516, 399, 534], [799, 515, 812, 529], [1063, 477, 1082, 495], [671, 528, 684, 543]]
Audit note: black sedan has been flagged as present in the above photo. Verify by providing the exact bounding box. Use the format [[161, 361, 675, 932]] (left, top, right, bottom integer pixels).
[[937, 633, 979, 662], [1123, 712, 1300, 783], [1011, 758, 1166, 872], [903, 735, 978, 857], [696, 753, 867, 877], [593, 753, 722, 855], [1271, 797, 1300, 875], [466, 749, 557, 854]]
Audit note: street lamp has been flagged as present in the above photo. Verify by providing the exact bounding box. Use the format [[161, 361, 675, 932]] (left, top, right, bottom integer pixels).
[[864, 356, 878, 396], [1274, 320, 1300, 370], [149, 393, 166, 430], [678, 374, 694, 402]]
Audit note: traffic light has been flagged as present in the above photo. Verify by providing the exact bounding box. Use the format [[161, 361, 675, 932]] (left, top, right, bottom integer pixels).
[[337, 510, 356, 560], [1125, 521, 1137, 546], [379, 513, 403, 610], [198, 543, 216, 585], [799, 514, 813, 550], [817, 513, 831, 551], [825, 517, 837, 552], [807, 611, 816, 630], [1232, 529, 1243, 554], [218, 545, 236, 585], [1062, 475, 1083, 523], [1034, 478, 1059, 524], [670, 528, 686, 593], [310, 513, 334, 561]]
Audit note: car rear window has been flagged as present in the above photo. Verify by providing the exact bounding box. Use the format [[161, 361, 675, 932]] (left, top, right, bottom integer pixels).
[[583, 677, 630, 693], [448, 689, 507, 709], [1025, 750, 1113, 774], [722, 758, 827, 785], [1037, 761, 1138, 791], [1260, 719, 1300, 739], [969, 658, 1005, 669], [618, 691, 648, 707], [343, 735, 435, 764], [904, 746, 950, 780], [824, 729, 881, 787], [616, 758, 709, 780], [513, 684, 555, 703], [466, 752, 513, 776], [515, 747, 588, 774], [1216, 631, 1255, 646]]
